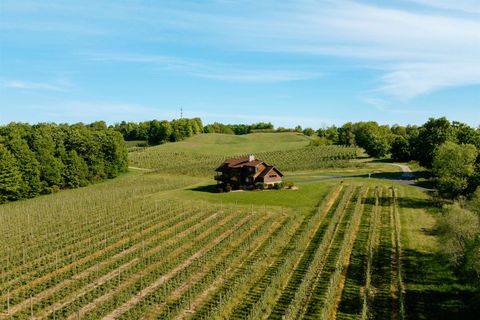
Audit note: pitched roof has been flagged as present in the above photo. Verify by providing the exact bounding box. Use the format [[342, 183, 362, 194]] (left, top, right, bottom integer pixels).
[[215, 157, 264, 171], [257, 166, 284, 178]]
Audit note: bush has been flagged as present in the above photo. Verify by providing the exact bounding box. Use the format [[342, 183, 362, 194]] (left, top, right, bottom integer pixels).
[[283, 181, 294, 189], [224, 184, 232, 192], [255, 182, 265, 190], [274, 182, 283, 190]]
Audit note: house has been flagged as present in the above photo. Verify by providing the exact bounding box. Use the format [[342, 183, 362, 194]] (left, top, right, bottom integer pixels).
[[215, 155, 283, 189]]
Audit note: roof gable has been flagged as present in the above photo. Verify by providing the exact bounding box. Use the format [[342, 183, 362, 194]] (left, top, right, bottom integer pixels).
[[258, 166, 284, 178]]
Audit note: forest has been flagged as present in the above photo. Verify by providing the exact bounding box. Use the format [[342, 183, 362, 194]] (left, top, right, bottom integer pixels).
[[0, 121, 128, 203]]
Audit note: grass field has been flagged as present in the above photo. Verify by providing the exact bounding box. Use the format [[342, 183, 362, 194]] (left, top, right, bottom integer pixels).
[[0, 133, 478, 319]]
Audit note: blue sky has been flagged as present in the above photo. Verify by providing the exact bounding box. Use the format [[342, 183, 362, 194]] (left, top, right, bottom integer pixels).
[[1, 0, 479, 128]]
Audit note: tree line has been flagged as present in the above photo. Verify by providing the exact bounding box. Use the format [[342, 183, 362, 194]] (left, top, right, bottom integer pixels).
[[111, 118, 204, 145], [314, 118, 479, 197], [0, 122, 128, 203], [112, 119, 276, 144]]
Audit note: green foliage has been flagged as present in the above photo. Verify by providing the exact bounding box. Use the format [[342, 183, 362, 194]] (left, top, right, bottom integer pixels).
[[302, 128, 315, 136], [391, 136, 411, 162], [437, 202, 480, 279], [353, 122, 393, 157], [0, 122, 128, 203], [147, 120, 172, 145], [0, 144, 23, 203], [432, 142, 478, 197], [416, 117, 457, 167]]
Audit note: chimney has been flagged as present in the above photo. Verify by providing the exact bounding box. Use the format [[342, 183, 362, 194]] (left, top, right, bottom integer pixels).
[[248, 154, 255, 162]]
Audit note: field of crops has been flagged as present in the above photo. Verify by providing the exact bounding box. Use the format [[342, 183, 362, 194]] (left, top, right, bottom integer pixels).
[[129, 146, 360, 176], [0, 180, 407, 320]]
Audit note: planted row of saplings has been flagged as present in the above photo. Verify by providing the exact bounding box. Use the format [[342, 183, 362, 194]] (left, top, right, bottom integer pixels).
[[232, 186, 346, 320], [0, 196, 153, 267], [41, 207, 244, 320], [139, 213, 296, 320], [312, 187, 368, 320], [0, 177, 192, 272], [77, 208, 260, 320], [3, 203, 226, 318], [266, 185, 350, 319], [188, 185, 342, 319], [334, 187, 376, 320], [0, 200, 185, 295], [282, 186, 361, 319]]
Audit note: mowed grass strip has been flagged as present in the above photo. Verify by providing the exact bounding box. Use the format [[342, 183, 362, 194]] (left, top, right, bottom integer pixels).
[[335, 188, 376, 320], [370, 188, 394, 319]]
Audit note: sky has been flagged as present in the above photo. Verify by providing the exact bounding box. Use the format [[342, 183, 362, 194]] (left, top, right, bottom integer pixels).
[[1, 0, 479, 128]]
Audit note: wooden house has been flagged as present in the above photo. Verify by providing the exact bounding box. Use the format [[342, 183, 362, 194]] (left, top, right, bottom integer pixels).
[[215, 155, 283, 189]]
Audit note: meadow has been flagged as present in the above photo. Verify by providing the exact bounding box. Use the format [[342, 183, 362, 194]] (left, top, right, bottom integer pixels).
[[0, 133, 477, 319]]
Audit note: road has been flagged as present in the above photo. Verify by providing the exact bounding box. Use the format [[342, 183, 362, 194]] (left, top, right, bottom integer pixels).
[[288, 163, 433, 191]]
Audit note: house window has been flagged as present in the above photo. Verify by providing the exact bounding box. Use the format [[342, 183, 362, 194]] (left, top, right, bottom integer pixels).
[[245, 177, 251, 183], [269, 174, 277, 178]]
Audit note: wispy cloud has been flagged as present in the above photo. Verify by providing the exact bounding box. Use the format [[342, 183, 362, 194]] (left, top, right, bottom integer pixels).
[[2, 0, 480, 107], [1, 101, 176, 124], [407, 0, 480, 14], [111, 0, 478, 100], [88, 52, 322, 82], [1, 80, 69, 91]]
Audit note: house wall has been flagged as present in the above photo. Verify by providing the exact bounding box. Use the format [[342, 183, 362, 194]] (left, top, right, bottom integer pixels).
[[261, 168, 282, 184]]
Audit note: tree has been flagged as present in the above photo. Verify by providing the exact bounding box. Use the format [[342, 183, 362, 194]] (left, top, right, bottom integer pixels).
[[302, 128, 315, 136], [338, 123, 356, 146], [62, 150, 89, 188], [391, 135, 411, 162], [31, 124, 64, 192], [147, 120, 172, 145], [0, 144, 23, 203], [416, 117, 456, 167], [432, 142, 478, 197], [354, 122, 392, 158]]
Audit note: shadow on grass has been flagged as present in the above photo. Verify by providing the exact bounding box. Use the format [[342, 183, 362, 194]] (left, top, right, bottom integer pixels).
[[403, 248, 480, 319], [187, 184, 218, 193]]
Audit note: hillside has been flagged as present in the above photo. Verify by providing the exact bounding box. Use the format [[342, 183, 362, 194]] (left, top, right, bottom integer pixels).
[[128, 133, 359, 176], [137, 132, 312, 155]]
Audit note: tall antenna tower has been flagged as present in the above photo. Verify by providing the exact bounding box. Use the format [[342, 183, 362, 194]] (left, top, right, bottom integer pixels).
[[180, 107, 183, 119]]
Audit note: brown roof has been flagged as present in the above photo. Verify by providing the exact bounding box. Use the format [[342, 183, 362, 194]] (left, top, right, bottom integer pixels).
[[215, 157, 264, 171]]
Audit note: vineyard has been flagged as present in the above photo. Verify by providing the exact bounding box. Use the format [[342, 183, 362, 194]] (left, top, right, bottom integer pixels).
[[129, 146, 360, 176], [0, 178, 410, 320]]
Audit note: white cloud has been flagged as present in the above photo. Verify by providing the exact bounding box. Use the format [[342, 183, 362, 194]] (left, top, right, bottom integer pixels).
[[1, 80, 68, 91], [0, 101, 176, 124], [88, 52, 322, 82], [132, 0, 480, 100], [407, 0, 480, 14]]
